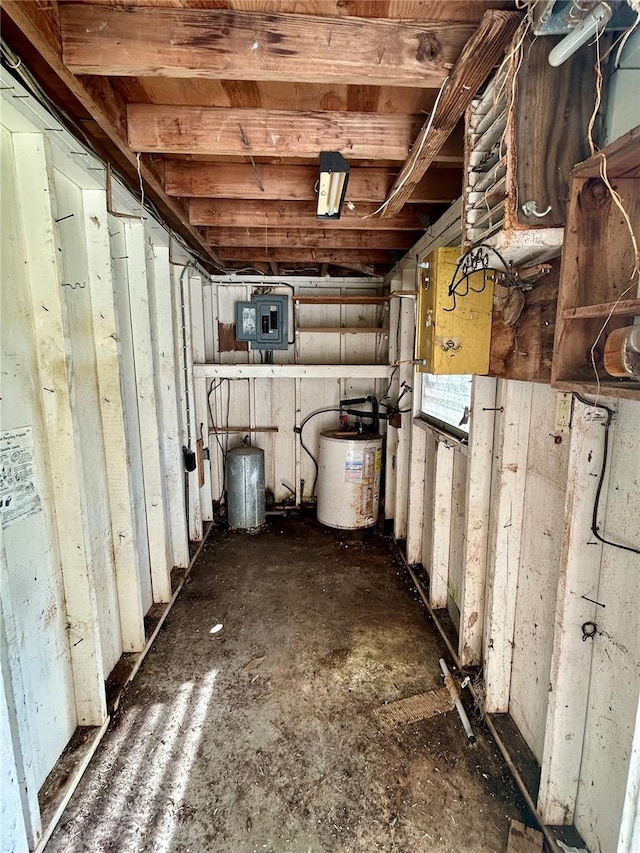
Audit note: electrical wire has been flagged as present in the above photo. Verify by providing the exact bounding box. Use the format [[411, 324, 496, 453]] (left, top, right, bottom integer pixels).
[[574, 394, 640, 555], [295, 408, 342, 498]]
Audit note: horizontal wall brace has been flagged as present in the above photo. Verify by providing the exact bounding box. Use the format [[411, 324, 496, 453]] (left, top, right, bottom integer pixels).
[[194, 364, 395, 379]]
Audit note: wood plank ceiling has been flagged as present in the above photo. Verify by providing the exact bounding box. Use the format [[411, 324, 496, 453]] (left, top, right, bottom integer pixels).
[[1, 0, 520, 277]]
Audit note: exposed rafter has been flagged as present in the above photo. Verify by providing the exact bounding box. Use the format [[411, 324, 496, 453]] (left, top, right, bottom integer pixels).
[[380, 9, 521, 217], [60, 5, 475, 88], [217, 248, 397, 266], [127, 105, 464, 161]]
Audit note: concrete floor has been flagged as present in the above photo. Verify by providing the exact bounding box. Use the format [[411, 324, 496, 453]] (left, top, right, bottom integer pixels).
[[48, 518, 526, 852]]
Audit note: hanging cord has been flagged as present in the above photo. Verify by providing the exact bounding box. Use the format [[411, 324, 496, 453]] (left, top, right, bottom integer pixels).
[[574, 395, 640, 555]]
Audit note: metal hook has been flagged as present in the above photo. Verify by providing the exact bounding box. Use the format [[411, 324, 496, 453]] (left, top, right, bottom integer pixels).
[[522, 200, 552, 218]]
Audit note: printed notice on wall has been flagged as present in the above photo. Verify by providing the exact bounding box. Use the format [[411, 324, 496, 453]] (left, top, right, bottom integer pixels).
[[0, 427, 42, 529]]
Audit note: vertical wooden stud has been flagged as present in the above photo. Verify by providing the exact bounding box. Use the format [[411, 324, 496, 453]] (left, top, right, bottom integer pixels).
[[190, 276, 214, 522], [146, 238, 190, 569], [430, 439, 455, 608], [83, 189, 146, 652], [538, 401, 612, 825], [13, 133, 107, 725], [483, 380, 533, 711]]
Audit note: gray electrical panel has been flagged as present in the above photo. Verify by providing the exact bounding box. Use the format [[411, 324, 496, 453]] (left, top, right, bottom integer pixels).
[[235, 295, 289, 350]]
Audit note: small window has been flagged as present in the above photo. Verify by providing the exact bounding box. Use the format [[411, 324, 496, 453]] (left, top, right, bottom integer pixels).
[[421, 374, 472, 441]]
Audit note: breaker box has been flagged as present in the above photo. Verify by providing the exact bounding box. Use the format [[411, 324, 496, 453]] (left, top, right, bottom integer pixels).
[[416, 247, 493, 375], [235, 295, 289, 350]]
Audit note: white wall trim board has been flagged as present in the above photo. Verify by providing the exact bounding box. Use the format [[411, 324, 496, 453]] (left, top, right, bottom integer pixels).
[[482, 380, 533, 713], [537, 401, 613, 826]]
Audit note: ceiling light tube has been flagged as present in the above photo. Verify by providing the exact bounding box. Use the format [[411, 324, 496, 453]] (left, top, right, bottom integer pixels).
[[317, 151, 350, 219], [548, 2, 612, 67]]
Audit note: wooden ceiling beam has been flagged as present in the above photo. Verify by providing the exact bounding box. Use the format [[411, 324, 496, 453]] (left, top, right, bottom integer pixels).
[[190, 199, 426, 230], [381, 9, 521, 217], [0, 0, 221, 267], [165, 161, 460, 204], [217, 248, 397, 265], [60, 5, 474, 88], [205, 228, 417, 249], [127, 105, 464, 162]]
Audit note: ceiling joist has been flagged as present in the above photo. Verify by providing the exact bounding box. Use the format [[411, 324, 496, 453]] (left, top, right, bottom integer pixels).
[[165, 161, 460, 204], [60, 6, 475, 88], [216, 248, 397, 265], [205, 228, 417, 249], [190, 199, 427, 230], [127, 104, 464, 161]]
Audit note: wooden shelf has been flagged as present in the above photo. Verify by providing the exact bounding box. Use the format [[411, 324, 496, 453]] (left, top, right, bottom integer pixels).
[[293, 295, 388, 305], [551, 126, 640, 400], [295, 326, 388, 335], [561, 299, 640, 320]]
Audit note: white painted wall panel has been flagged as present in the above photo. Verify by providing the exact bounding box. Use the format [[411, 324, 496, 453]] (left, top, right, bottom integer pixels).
[[508, 384, 570, 762], [575, 400, 640, 853], [0, 128, 76, 791]]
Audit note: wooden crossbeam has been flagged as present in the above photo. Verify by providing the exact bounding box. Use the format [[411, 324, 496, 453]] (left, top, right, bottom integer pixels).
[[216, 248, 397, 265], [205, 228, 417, 249], [380, 9, 521, 217], [165, 161, 461, 204], [189, 198, 426, 230], [127, 105, 464, 162], [60, 5, 474, 88]]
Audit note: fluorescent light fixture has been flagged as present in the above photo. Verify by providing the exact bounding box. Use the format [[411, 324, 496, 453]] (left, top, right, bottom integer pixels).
[[548, 2, 612, 66], [317, 151, 350, 219]]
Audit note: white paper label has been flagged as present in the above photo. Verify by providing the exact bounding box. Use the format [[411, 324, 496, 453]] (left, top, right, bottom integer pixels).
[[0, 426, 42, 529]]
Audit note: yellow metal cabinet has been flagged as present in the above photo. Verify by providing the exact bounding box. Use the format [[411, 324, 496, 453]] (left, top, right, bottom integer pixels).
[[416, 247, 494, 375]]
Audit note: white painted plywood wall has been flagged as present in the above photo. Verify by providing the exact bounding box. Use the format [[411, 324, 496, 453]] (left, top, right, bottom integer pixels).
[[1, 78, 192, 851]]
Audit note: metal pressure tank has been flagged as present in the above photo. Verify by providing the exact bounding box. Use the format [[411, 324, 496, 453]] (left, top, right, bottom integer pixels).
[[316, 431, 383, 530], [226, 445, 266, 529]]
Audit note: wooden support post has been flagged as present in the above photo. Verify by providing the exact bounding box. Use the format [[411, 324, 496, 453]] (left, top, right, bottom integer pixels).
[[393, 267, 416, 540], [125, 221, 172, 601], [172, 264, 203, 542], [458, 376, 496, 666], [406, 424, 427, 564], [430, 439, 455, 608], [483, 380, 533, 712], [146, 238, 190, 569], [538, 400, 612, 825], [385, 276, 401, 521], [83, 189, 146, 652], [189, 277, 214, 522], [13, 133, 107, 725]]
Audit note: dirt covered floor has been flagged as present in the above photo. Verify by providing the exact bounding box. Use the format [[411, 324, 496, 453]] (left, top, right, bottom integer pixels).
[[48, 518, 527, 852]]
